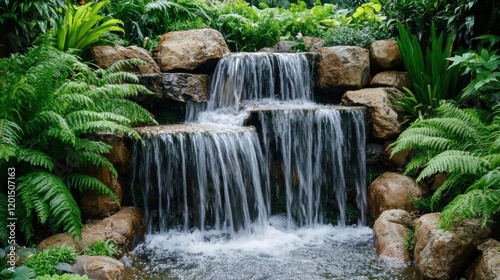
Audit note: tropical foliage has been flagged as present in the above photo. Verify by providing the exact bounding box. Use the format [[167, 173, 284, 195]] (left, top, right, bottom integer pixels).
[[391, 102, 499, 229], [23, 246, 77, 277], [81, 239, 122, 257], [0, 45, 156, 245], [396, 23, 461, 120]]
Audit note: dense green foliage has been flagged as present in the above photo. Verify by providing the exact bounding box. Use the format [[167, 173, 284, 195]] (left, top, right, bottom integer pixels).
[[36, 275, 90, 280], [81, 239, 121, 257], [24, 246, 77, 277], [391, 103, 499, 229], [0, 45, 156, 245], [396, 23, 461, 120]]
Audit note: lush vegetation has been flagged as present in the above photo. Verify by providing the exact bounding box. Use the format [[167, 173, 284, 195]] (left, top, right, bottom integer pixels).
[[81, 239, 121, 257]]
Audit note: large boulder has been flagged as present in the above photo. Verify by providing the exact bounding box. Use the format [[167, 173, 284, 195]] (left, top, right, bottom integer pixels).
[[37, 207, 145, 254], [367, 172, 424, 221], [80, 165, 122, 219], [466, 239, 500, 280], [414, 213, 491, 280], [342, 88, 402, 139], [155, 28, 230, 72], [384, 139, 412, 169], [91, 45, 160, 74], [138, 73, 209, 102], [369, 40, 403, 71], [315, 46, 370, 90], [370, 71, 411, 91], [73, 255, 125, 280], [373, 209, 413, 262]]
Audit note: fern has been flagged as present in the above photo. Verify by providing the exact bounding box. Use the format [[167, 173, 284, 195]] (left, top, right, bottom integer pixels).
[[391, 102, 499, 229], [0, 44, 156, 245]]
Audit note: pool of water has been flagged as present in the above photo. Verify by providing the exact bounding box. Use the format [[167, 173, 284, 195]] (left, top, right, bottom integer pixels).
[[124, 215, 417, 280]]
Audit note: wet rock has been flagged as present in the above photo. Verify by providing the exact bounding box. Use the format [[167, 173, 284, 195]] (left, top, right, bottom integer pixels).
[[414, 213, 491, 280], [138, 73, 209, 102], [38, 207, 146, 254], [315, 46, 370, 90], [466, 239, 500, 280], [91, 45, 160, 74], [370, 71, 411, 91], [366, 142, 386, 165], [369, 40, 403, 71], [367, 172, 424, 221], [80, 165, 122, 219], [73, 255, 124, 280], [373, 209, 413, 262], [155, 28, 230, 72], [342, 88, 402, 139]]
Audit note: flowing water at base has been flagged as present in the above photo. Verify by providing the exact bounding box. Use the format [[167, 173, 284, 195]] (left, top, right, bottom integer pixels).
[[124, 216, 417, 280]]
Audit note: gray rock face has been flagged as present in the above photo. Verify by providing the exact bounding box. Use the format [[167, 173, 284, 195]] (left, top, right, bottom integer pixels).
[[373, 209, 413, 262], [138, 73, 209, 102], [370, 71, 411, 91], [369, 40, 403, 71], [367, 172, 424, 221], [466, 239, 500, 280], [315, 46, 370, 90], [342, 87, 402, 139], [155, 28, 230, 72], [414, 213, 491, 280], [91, 45, 160, 74], [73, 255, 125, 280]]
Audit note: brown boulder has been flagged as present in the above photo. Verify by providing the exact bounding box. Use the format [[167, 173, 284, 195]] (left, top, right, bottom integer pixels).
[[73, 255, 125, 280], [368, 172, 424, 221], [384, 139, 412, 169], [138, 73, 209, 102], [37, 207, 146, 254], [80, 165, 122, 219], [342, 88, 402, 139], [373, 209, 413, 262], [369, 40, 403, 71], [155, 28, 230, 72], [315, 46, 370, 90], [414, 213, 491, 280], [91, 45, 160, 74], [466, 239, 500, 280], [370, 71, 411, 91]]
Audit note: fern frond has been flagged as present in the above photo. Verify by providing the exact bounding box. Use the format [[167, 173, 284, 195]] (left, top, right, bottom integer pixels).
[[439, 189, 500, 230], [66, 110, 131, 128], [103, 72, 140, 85], [72, 120, 134, 136], [467, 168, 500, 191], [26, 111, 71, 134], [18, 171, 83, 237], [403, 152, 431, 174], [74, 138, 111, 155], [77, 152, 118, 178], [417, 150, 487, 181], [0, 119, 22, 146], [105, 58, 145, 75], [42, 127, 78, 146], [0, 194, 8, 246], [429, 173, 469, 211], [436, 102, 489, 131], [391, 134, 457, 155], [16, 148, 54, 171], [63, 173, 119, 206], [96, 99, 157, 126], [87, 84, 151, 99]]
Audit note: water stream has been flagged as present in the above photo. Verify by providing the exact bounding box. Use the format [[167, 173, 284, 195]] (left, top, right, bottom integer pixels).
[[128, 53, 416, 279]]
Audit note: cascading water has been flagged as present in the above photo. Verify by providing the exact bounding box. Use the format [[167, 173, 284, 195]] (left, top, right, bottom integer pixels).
[[128, 52, 416, 279]]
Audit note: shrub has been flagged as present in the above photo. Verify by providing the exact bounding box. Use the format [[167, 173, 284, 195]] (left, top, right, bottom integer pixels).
[[81, 239, 122, 258], [24, 246, 77, 276], [36, 275, 90, 280], [391, 102, 499, 230], [322, 25, 390, 47]]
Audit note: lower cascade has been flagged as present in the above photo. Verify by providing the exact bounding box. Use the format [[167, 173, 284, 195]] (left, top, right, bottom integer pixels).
[[128, 53, 415, 279]]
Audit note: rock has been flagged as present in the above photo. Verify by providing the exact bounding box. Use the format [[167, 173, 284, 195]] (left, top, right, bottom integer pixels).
[[315, 46, 370, 90], [369, 40, 403, 71], [366, 142, 386, 165], [367, 172, 424, 221], [268, 36, 323, 53], [38, 207, 146, 254], [370, 71, 411, 91], [91, 45, 160, 74], [155, 28, 230, 72], [73, 255, 124, 280], [80, 165, 122, 219], [414, 213, 491, 280], [384, 139, 412, 169], [303, 36, 323, 52], [342, 88, 402, 139], [138, 73, 209, 102], [466, 239, 500, 280], [373, 209, 413, 262]]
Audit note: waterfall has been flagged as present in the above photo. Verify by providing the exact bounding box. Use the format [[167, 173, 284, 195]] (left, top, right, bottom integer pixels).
[[132, 52, 367, 235], [131, 124, 270, 235]]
